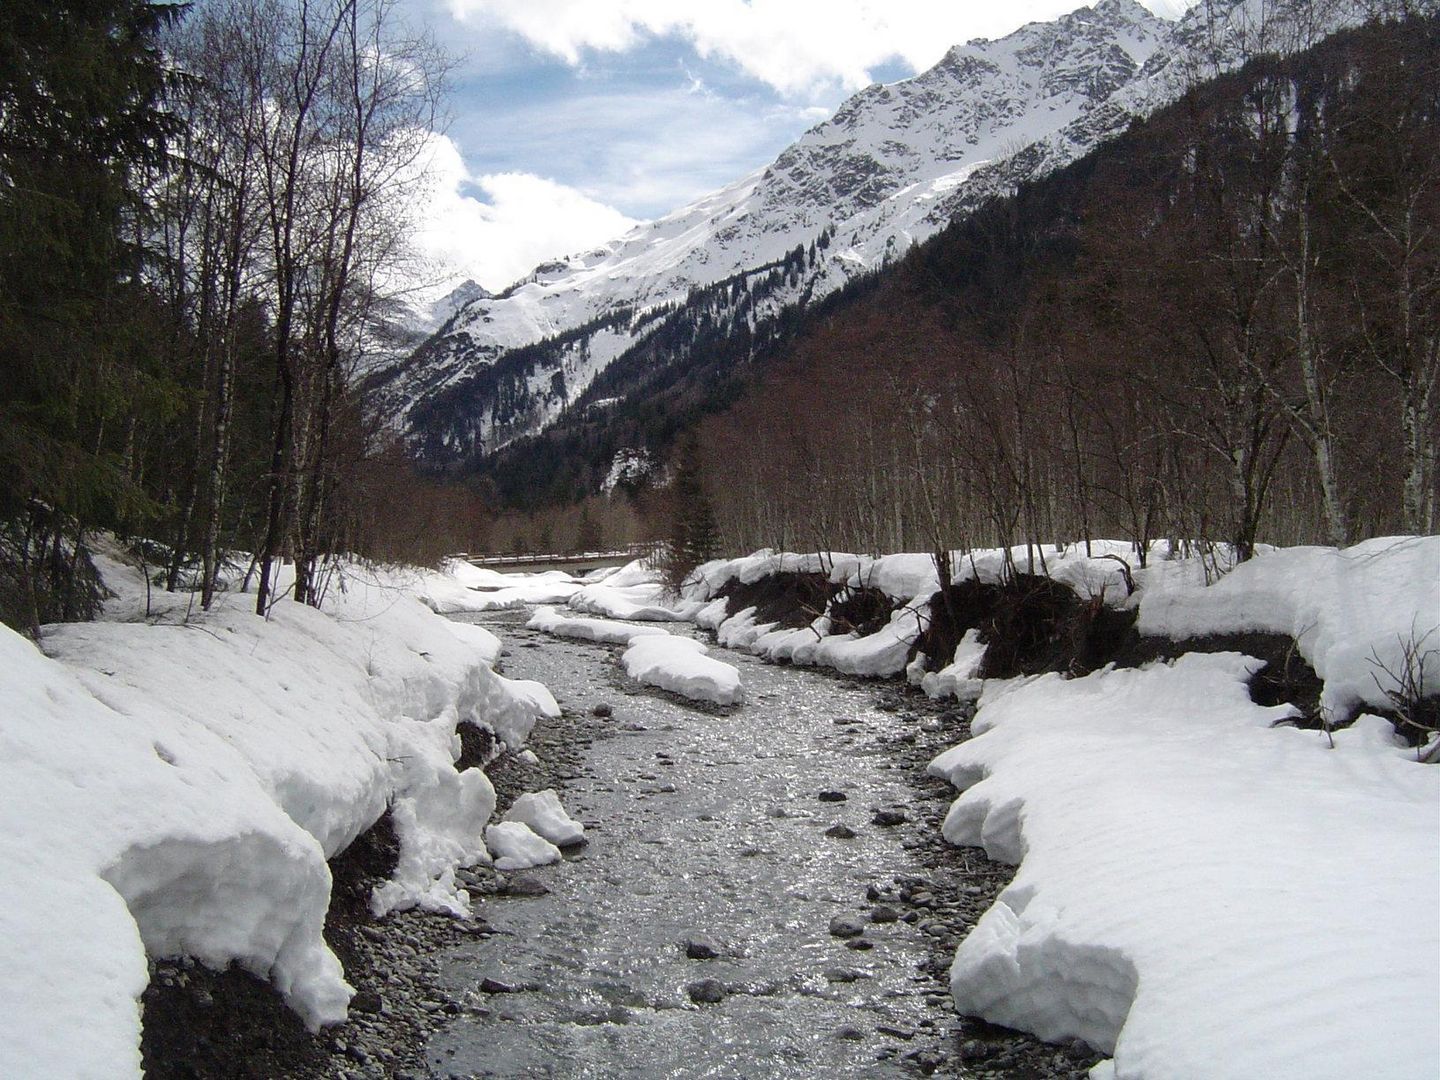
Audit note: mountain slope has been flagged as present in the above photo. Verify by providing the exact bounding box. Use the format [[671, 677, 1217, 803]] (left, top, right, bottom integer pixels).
[[370, 0, 1172, 452], [370, 0, 1373, 481]]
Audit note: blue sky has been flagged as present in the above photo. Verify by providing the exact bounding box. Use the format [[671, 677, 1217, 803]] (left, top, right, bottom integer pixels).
[[400, 0, 1193, 295]]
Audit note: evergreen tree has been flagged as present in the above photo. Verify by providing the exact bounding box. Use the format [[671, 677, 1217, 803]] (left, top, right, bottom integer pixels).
[[574, 505, 604, 552], [0, 0, 180, 632], [664, 435, 721, 588]]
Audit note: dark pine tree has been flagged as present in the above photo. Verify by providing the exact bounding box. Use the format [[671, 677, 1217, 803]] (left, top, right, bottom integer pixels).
[[0, 0, 180, 633], [664, 435, 721, 588]]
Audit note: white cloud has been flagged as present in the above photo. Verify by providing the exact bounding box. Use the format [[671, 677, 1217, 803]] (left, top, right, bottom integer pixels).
[[476, 89, 828, 210], [409, 134, 638, 295], [447, 0, 1198, 98]]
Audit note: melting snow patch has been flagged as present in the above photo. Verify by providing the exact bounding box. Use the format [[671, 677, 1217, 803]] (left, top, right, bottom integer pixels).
[[808, 603, 927, 678], [569, 580, 697, 621], [503, 790, 586, 848], [527, 606, 671, 645], [622, 635, 745, 706], [411, 560, 584, 613], [485, 821, 562, 870], [909, 628, 987, 700]]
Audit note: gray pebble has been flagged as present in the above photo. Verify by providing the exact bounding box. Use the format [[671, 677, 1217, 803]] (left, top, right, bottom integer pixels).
[[683, 934, 721, 960], [828, 915, 866, 938], [686, 978, 726, 1004]]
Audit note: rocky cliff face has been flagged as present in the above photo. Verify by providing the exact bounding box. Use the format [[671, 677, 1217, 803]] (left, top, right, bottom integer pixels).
[[368, 0, 1360, 470]]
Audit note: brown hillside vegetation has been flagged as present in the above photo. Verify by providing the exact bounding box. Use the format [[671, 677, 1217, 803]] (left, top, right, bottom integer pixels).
[[698, 16, 1439, 558]]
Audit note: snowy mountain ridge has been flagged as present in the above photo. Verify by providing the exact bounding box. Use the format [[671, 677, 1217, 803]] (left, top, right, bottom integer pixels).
[[370, 0, 1364, 467]]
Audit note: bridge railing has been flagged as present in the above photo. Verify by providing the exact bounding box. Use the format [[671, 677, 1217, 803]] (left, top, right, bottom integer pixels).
[[451, 541, 664, 569]]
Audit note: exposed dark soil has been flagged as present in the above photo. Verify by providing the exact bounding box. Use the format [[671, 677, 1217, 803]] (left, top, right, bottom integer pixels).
[[711, 568, 903, 638], [714, 570, 837, 630], [917, 574, 1138, 680], [832, 582, 901, 637], [907, 575, 1340, 737]]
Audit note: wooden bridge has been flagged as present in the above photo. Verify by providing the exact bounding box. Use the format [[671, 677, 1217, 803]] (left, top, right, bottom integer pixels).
[[454, 543, 661, 577]]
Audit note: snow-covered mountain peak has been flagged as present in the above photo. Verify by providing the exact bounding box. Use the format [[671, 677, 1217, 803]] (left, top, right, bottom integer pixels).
[[430, 279, 492, 327]]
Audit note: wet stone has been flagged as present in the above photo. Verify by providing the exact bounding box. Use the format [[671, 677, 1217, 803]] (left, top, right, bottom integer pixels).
[[683, 934, 722, 960], [501, 877, 550, 898], [870, 905, 901, 924], [872, 809, 908, 826], [959, 1039, 997, 1062], [591, 703, 613, 717], [906, 1049, 946, 1074], [835, 1025, 866, 1041], [479, 978, 521, 995], [817, 790, 848, 802], [844, 938, 875, 951], [829, 916, 866, 939], [825, 824, 857, 839], [686, 979, 726, 1005]]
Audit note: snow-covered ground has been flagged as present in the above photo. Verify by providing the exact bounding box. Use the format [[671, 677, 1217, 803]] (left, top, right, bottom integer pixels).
[[503, 789, 587, 848], [484, 820, 562, 871], [929, 651, 1437, 1080], [0, 550, 559, 1080], [1137, 535, 1440, 719], [526, 605, 670, 646], [527, 603, 745, 706], [407, 559, 586, 614], [682, 536, 1440, 1079], [6, 536, 1433, 1079], [567, 559, 702, 622]]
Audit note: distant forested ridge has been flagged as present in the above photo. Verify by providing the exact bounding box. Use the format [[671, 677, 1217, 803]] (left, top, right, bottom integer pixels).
[[696, 13, 1439, 559]]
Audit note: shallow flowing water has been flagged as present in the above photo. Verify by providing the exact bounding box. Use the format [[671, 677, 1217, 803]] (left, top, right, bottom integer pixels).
[[426, 616, 945, 1079]]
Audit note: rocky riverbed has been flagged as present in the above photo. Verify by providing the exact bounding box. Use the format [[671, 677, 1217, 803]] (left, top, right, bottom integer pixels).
[[141, 611, 1098, 1078]]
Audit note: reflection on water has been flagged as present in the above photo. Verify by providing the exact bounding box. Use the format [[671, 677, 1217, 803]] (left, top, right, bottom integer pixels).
[[427, 618, 937, 1078]]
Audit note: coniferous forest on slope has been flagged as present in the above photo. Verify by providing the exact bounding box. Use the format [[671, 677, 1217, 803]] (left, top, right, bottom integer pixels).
[[0, 0, 455, 633]]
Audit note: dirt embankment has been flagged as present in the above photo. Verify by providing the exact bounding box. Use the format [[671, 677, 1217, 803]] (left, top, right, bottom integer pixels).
[[718, 569, 1330, 728]]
